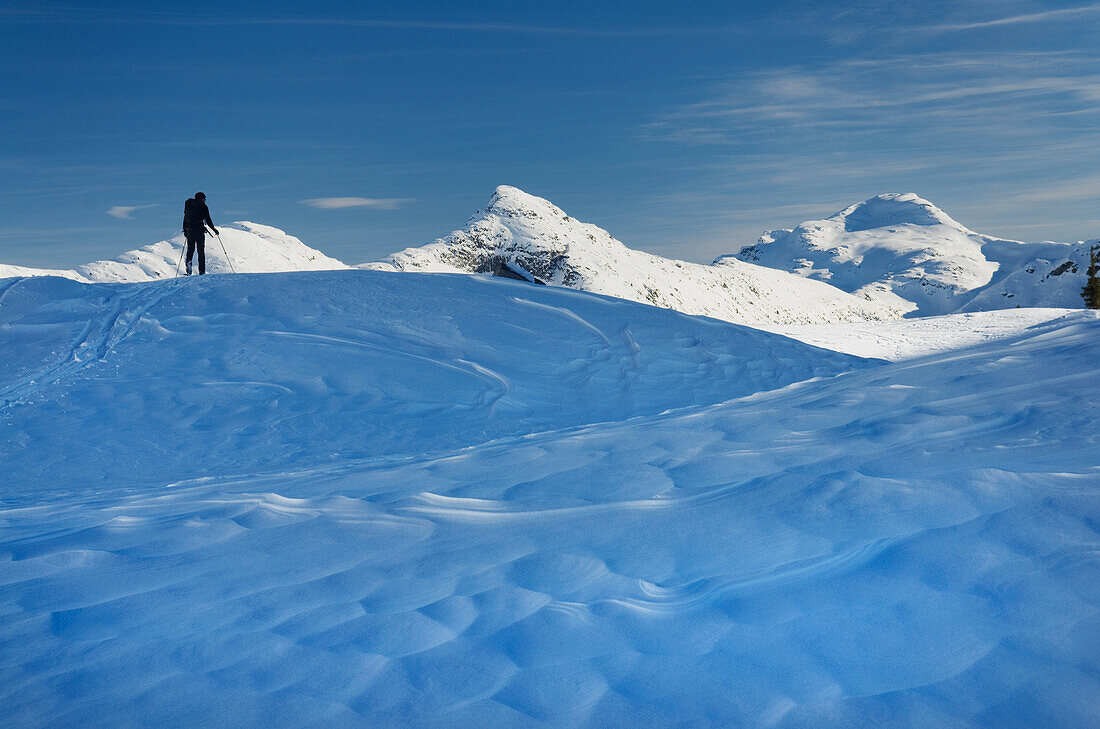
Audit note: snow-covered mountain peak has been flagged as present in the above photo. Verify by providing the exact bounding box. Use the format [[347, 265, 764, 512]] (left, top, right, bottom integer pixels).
[[730, 193, 1093, 316], [370, 186, 902, 325], [728, 193, 1011, 315], [482, 184, 568, 220], [831, 193, 970, 233], [476, 185, 620, 259]]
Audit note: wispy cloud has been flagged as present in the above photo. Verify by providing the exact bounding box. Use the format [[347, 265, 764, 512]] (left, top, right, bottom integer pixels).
[[107, 204, 157, 219], [645, 52, 1100, 147], [0, 8, 746, 37], [635, 49, 1100, 251], [933, 4, 1100, 31], [1012, 173, 1100, 203], [300, 197, 410, 210]]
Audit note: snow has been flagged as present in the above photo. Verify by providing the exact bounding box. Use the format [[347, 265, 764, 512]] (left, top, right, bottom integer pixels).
[[368, 186, 904, 325], [760, 308, 1079, 360], [728, 193, 1093, 316], [963, 238, 1096, 312], [0, 222, 348, 283], [0, 271, 866, 493], [3, 188, 1090, 331], [1, 269, 1098, 728]]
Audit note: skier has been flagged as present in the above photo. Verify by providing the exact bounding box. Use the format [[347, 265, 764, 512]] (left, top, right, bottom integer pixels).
[[182, 192, 219, 275]]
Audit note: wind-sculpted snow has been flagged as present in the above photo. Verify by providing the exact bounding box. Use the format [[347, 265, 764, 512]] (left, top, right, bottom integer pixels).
[[1, 271, 1097, 729], [0, 270, 864, 492], [0, 221, 348, 282], [728, 193, 1094, 316], [369, 186, 902, 325], [761, 308, 1081, 360]]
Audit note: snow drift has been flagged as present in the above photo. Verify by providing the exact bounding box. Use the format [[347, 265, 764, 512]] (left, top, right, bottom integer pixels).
[[367, 186, 903, 325], [1, 269, 1098, 728], [0, 271, 865, 489], [729, 193, 1094, 316]]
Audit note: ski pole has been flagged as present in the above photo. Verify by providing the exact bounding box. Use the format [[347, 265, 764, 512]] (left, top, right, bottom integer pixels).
[[215, 232, 236, 274], [174, 239, 186, 279]]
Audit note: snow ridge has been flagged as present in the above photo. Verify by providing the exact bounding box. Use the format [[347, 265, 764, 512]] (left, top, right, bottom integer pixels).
[[0, 222, 349, 283], [368, 186, 903, 325]]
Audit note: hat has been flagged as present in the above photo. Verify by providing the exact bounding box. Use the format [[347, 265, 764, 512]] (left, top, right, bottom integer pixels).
[[195, 192, 206, 200]]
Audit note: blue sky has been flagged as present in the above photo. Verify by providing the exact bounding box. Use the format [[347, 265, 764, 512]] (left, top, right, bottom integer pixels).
[[2, 0, 1099, 267]]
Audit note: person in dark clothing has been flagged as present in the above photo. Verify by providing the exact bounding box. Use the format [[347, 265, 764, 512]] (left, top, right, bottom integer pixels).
[[182, 192, 218, 275]]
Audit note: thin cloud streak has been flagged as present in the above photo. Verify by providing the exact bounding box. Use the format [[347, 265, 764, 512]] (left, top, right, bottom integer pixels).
[[645, 52, 1100, 145], [1013, 174, 1100, 203], [301, 197, 410, 210], [0, 8, 747, 37], [636, 48, 1100, 252], [107, 204, 157, 220], [933, 4, 1100, 31], [195, 18, 746, 37]]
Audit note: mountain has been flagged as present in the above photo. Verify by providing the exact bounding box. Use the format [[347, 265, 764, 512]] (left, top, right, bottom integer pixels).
[[0, 222, 348, 282], [5, 190, 1089, 322], [727, 193, 1093, 316], [365, 186, 903, 325], [2, 268, 1098, 728]]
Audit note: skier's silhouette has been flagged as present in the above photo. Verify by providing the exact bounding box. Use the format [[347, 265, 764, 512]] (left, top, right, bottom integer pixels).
[[182, 192, 218, 275]]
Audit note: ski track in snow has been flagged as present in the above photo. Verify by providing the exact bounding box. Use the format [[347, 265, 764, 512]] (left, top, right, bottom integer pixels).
[[0, 270, 1098, 728], [0, 279, 185, 407], [0, 276, 24, 306], [511, 297, 615, 347]]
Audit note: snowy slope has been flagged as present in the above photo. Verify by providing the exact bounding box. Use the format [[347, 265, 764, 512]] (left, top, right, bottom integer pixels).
[[0, 271, 865, 489], [728, 193, 1093, 316], [962, 238, 1096, 311], [0, 222, 348, 283], [760, 308, 1078, 360], [367, 186, 903, 325], [1, 270, 1097, 728]]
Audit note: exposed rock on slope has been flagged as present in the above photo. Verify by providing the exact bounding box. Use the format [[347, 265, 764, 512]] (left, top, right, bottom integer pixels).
[[962, 238, 1096, 311], [367, 186, 902, 325]]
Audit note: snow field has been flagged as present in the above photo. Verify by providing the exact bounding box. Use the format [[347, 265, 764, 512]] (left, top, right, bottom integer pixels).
[[0, 271, 866, 494], [0, 271, 1097, 728], [761, 307, 1082, 360]]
